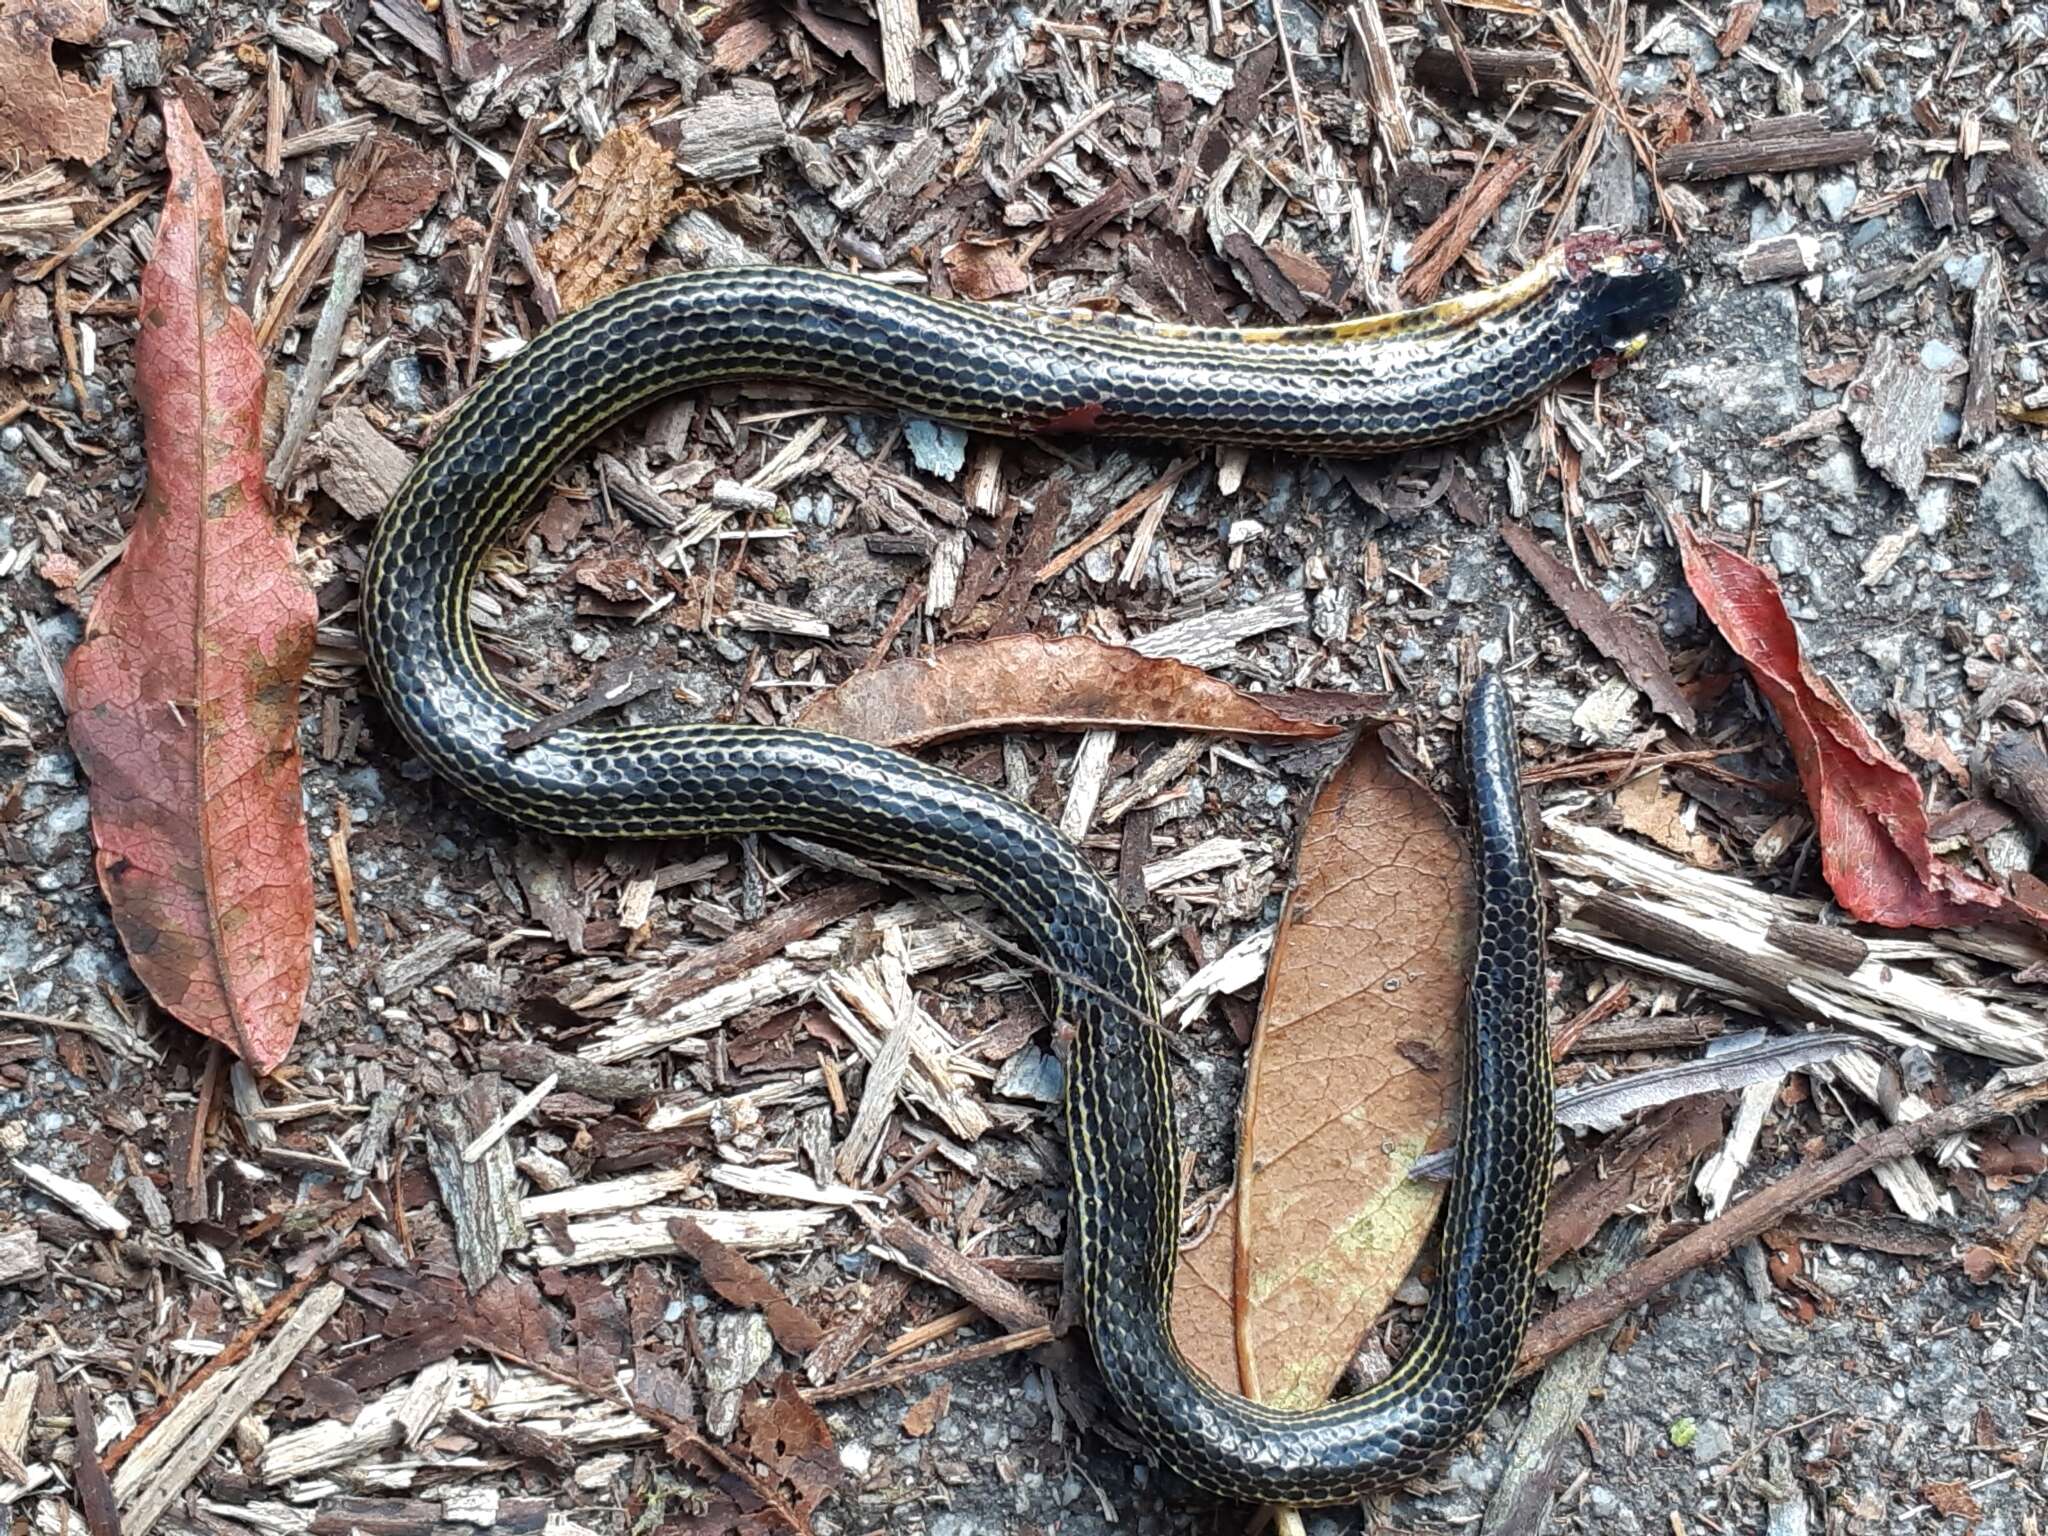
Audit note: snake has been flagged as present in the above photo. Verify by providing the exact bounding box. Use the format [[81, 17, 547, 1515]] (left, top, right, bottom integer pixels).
[[362, 230, 1681, 1504]]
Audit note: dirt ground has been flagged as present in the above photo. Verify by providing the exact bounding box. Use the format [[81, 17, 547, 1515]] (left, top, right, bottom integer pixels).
[[3, 0, 2047, 1533]]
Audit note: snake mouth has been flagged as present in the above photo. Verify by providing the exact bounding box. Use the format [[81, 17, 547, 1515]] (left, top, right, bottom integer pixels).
[[1557, 232, 1686, 357]]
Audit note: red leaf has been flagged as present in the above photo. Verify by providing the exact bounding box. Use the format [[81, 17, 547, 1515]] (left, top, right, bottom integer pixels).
[[64, 100, 316, 1072], [1670, 514, 2034, 933]]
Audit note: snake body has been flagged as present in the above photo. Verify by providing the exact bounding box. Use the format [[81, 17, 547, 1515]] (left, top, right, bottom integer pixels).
[[363, 232, 1679, 1504]]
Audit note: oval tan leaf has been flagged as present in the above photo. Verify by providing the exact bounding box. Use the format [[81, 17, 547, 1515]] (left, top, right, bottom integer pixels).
[[1171, 727, 1473, 1407]]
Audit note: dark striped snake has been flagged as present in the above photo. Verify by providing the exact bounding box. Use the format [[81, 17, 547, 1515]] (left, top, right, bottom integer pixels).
[[363, 231, 1681, 1504]]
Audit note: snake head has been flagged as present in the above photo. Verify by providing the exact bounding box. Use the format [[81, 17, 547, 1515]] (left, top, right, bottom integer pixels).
[[1557, 233, 1684, 361]]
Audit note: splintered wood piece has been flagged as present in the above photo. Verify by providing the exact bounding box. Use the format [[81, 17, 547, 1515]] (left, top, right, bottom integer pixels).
[[113, 1283, 345, 1535], [1656, 125, 1874, 180], [424, 1075, 527, 1291]]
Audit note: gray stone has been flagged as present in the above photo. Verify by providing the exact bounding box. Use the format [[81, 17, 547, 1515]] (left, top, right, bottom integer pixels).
[[903, 417, 968, 480], [1980, 453, 2048, 608], [994, 1044, 1062, 1104]]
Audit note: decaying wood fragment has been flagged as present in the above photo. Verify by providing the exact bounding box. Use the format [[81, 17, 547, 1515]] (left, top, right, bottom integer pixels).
[[1983, 732, 2048, 844], [1960, 256, 2005, 449], [1398, 152, 1531, 302], [1984, 133, 2048, 259], [875, 0, 920, 108], [1843, 332, 1944, 496], [0, 1228, 45, 1284], [310, 404, 414, 521], [537, 125, 683, 309], [669, 80, 786, 182], [114, 1283, 345, 1535], [1500, 522, 1695, 730], [861, 1212, 1051, 1334], [424, 1076, 527, 1290], [1656, 125, 1874, 181], [1413, 46, 1566, 97], [1725, 232, 1825, 283]]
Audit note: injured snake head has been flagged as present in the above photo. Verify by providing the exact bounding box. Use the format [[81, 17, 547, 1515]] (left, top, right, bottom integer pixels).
[[1559, 232, 1687, 360]]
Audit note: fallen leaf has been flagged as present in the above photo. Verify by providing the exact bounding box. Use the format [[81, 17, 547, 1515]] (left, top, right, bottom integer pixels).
[[941, 240, 1029, 301], [899, 1381, 951, 1436], [795, 634, 1348, 749], [1169, 728, 1472, 1406], [1670, 513, 2039, 933], [738, 1372, 841, 1521], [1921, 1480, 1982, 1523], [0, 0, 116, 166], [347, 131, 449, 235], [64, 101, 315, 1073], [1500, 521, 1696, 731], [1615, 769, 1723, 867], [670, 1219, 825, 1354], [537, 123, 684, 310]]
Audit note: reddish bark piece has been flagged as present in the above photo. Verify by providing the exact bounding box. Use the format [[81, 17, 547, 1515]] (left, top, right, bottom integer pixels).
[[795, 634, 1347, 749], [0, 0, 116, 165], [1669, 514, 2038, 933], [64, 101, 316, 1073], [1170, 730, 1473, 1407]]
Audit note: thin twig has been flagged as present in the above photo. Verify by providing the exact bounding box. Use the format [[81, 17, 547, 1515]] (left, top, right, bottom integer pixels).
[[1517, 1061, 2048, 1374], [465, 114, 540, 387], [802, 1324, 1056, 1404]]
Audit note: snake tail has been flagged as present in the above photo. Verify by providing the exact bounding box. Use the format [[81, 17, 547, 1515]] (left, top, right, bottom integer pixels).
[[364, 239, 1649, 1503]]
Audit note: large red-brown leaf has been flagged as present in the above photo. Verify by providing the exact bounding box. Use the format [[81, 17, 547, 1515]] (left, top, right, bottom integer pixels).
[[795, 634, 1346, 747], [1170, 729, 1473, 1406], [1669, 514, 2041, 933], [64, 100, 316, 1072]]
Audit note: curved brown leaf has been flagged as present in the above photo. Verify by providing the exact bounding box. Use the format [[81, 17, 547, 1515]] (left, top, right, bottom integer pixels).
[[795, 634, 1346, 748], [1669, 513, 2043, 933], [1171, 729, 1473, 1407], [63, 101, 315, 1073]]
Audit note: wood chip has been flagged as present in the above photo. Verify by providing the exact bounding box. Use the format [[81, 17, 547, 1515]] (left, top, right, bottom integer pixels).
[[1501, 522, 1695, 732], [875, 0, 920, 108], [537, 125, 683, 310], [114, 1284, 346, 1536], [310, 404, 415, 520], [1844, 333, 1943, 496], [1656, 125, 1874, 181], [669, 79, 785, 182], [424, 1076, 527, 1290], [15, 1160, 127, 1234], [1960, 255, 2004, 449]]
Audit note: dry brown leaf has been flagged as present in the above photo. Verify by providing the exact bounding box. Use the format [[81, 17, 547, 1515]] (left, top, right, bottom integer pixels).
[[941, 240, 1029, 301], [795, 634, 1346, 749], [1170, 728, 1473, 1406], [1921, 1480, 1982, 1522], [0, 0, 116, 165], [347, 131, 450, 236], [899, 1381, 951, 1436], [538, 124, 684, 310], [1615, 770, 1724, 867], [670, 1219, 825, 1354]]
